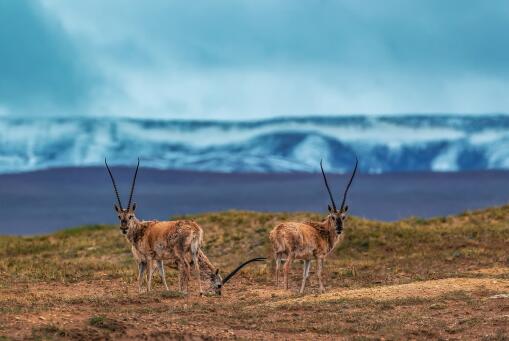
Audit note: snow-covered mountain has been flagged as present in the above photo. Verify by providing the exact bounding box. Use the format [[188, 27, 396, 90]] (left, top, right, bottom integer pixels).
[[1, 115, 508, 174]]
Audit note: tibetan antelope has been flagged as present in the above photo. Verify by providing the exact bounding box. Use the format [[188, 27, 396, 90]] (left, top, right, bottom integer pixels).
[[106, 158, 265, 295], [270, 158, 358, 293]]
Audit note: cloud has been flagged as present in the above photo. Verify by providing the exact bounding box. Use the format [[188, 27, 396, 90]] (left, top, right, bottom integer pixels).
[[0, 0, 97, 116], [3, 0, 509, 118]]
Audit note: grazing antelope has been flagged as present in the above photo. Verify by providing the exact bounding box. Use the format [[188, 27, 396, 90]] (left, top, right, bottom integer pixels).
[[193, 250, 266, 295], [105, 158, 265, 295], [270, 158, 358, 293]]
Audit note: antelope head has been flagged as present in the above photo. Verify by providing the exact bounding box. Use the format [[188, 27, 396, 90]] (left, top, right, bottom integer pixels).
[[320, 157, 358, 234], [209, 257, 266, 295], [105, 158, 140, 235], [208, 269, 223, 295]]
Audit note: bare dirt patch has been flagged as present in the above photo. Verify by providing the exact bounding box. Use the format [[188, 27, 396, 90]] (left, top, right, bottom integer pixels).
[[266, 277, 509, 307]]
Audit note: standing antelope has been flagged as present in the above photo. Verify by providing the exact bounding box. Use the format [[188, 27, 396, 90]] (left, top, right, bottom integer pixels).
[[270, 158, 358, 293], [105, 158, 265, 295]]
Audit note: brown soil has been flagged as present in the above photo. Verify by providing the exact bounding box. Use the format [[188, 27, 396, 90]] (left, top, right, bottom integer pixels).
[[1, 269, 509, 340]]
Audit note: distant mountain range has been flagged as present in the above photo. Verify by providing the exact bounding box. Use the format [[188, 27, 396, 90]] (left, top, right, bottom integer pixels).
[[1, 115, 508, 174]]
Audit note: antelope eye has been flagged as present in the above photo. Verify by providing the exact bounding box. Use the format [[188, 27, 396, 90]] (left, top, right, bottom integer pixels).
[[117, 215, 121, 219], [129, 215, 133, 219]]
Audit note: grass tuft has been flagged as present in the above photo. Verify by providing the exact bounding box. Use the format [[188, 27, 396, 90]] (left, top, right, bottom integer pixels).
[[88, 315, 124, 332]]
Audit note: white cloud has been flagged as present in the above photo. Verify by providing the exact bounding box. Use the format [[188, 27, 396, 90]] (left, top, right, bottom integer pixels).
[[0, 105, 9, 117], [18, 1, 509, 119]]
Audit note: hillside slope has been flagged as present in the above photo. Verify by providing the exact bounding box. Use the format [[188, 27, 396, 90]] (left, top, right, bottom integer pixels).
[[1, 207, 508, 339]]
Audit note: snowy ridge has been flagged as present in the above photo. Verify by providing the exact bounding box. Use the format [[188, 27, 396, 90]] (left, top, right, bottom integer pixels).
[[0, 115, 509, 174]]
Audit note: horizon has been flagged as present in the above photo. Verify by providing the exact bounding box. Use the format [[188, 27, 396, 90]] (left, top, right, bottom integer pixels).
[[4, 112, 509, 122]]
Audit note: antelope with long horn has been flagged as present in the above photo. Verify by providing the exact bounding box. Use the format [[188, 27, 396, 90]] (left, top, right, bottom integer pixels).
[[192, 250, 266, 295], [269, 157, 358, 293], [105, 158, 265, 295]]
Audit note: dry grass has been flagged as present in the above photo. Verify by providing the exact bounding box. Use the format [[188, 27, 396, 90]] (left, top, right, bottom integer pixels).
[[1, 206, 509, 339]]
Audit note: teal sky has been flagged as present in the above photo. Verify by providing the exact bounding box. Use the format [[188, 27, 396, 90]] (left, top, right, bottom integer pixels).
[[1, 0, 509, 119]]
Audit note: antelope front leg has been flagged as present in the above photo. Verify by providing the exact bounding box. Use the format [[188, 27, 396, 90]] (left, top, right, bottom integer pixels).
[[283, 254, 293, 290], [275, 254, 282, 287], [317, 258, 325, 293], [157, 260, 169, 291], [299, 260, 311, 294], [138, 261, 147, 293], [147, 260, 155, 292]]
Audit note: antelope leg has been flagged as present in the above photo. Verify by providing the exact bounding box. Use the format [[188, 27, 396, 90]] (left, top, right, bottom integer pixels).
[[275, 254, 282, 287], [299, 260, 311, 294], [138, 261, 147, 293], [157, 260, 169, 291], [317, 258, 325, 293], [283, 254, 293, 290]]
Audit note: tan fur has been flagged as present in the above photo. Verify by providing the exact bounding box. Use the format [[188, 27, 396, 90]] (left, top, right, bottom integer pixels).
[[120, 212, 204, 294], [270, 213, 347, 293]]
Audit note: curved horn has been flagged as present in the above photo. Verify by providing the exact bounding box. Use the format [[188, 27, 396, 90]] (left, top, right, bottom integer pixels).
[[320, 159, 337, 212], [105, 158, 123, 209], [127, 158, 140, 210], [222, 257, 266, 285], [339, 156, 358, 212]]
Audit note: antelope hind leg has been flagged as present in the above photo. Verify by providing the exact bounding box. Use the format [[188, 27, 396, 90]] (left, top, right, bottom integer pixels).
[[147, 260, 156, 292], [317, 258, 325, 293], [283, 254, 293, 290], [178, 261, 191, 295], [157, 260, 169, 291], [275, 254, 282, 287], [192, 253, 203, 295], [299, 260, 311, 294]]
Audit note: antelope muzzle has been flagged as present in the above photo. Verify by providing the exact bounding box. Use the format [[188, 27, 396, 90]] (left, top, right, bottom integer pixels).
[[335, 218, 344, 234], [120, 222, 128, 234]]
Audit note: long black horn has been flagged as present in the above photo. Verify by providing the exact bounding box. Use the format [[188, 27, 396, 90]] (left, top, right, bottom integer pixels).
[[127, 158, 140, 210], [320, 159, 337, 212], [339, 156, 358, 212], [105, 158, 123, 209], [222, 257, 266, 285]]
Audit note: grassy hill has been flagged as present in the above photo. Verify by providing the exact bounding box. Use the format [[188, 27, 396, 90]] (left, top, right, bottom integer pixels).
[[1, 208, 508, 339]]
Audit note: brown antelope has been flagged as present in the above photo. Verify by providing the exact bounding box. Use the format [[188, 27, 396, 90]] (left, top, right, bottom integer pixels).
[[105, 158, 265, 295], [269, 158, 358, 293]]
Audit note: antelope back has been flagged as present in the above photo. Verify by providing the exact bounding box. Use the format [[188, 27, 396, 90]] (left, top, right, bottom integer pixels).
[[270, 222, 328, 257]]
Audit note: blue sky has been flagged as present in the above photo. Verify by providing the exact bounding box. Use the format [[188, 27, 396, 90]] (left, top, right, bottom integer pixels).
[[1, 0, 509, 119]]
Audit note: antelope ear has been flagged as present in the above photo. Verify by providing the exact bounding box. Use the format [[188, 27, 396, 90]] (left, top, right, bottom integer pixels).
[[132, 203, 137, 211], [215, 269, 219, 275], [328, 204, 333, 213], [114, 204, 121, 213]]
